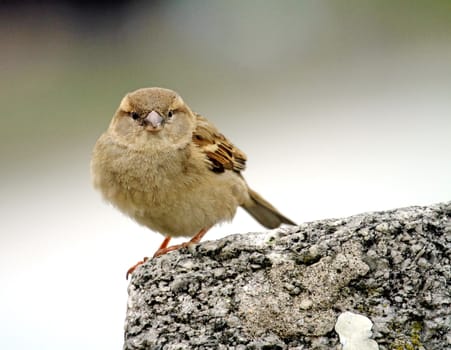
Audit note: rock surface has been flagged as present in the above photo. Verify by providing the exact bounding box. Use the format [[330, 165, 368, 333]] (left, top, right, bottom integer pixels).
[[124, 202, 450, 350]]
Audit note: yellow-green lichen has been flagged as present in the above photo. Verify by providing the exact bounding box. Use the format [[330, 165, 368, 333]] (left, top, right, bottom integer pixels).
[[390, 321, 423, 350]]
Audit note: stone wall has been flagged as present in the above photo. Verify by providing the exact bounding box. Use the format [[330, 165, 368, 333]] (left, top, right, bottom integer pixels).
[[124, 202, 450, 349]]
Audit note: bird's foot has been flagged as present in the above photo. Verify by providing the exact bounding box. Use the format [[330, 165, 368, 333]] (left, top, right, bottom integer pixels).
[[153, 227, 211, 257], [126, 257, 148, 280], [126, 228, 211, 279], [153, 241, 192, 258], [125, 242, 190, 279]]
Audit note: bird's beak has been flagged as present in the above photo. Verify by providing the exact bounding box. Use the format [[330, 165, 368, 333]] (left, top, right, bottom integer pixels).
[[144, 111, 164, 129]]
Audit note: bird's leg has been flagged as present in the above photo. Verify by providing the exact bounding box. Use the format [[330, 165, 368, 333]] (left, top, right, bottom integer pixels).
[[187, 227, 210, 244], [157, 236, 172, 250], [126, 228, 211, 279], [126, 237, 172, 279], [153, 227, 211, 258]]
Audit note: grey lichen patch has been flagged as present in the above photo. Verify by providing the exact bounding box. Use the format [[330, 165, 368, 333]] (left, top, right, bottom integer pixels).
[[239, 241, 369, 337], [124, 202, 451, 350]]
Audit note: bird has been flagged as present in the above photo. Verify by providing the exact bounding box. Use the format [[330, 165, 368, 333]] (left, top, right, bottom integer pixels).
[[91, 87, 295, 278]]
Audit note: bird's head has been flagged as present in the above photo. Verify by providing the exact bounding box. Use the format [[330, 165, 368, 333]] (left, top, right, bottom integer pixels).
[[109, 87, 195, 148]]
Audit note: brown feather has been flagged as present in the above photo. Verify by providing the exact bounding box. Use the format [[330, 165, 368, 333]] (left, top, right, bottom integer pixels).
[[243, 188, 296, 228], [192, 113, 247, 173]]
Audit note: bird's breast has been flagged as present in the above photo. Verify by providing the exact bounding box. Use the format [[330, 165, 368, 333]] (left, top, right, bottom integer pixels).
[[92, 136, 247, 237]]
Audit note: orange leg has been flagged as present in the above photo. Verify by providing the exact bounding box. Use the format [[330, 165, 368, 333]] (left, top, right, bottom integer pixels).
[[125, 237, 172, 280], [157, 236, 172, 250], [153, 227, 211, 257], [126, 228, 210, 279], [126, 257, 148, 280]]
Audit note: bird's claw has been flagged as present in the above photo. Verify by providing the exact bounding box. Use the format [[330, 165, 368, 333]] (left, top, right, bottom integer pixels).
[[126, 257, 149, 280]]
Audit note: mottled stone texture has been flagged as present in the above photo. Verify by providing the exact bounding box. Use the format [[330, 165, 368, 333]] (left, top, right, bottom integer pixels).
[[124, 202, 450, 350]]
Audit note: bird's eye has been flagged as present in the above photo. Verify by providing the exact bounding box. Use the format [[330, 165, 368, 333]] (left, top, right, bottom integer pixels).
[[131, 112, 140, 120], [167, 110, 174, 119]]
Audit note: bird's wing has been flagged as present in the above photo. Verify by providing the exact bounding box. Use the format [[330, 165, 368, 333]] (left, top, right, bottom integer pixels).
[[192, 113, 247, 173]]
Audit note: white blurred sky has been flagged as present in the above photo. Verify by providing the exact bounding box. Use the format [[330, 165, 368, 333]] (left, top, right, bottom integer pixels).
[[1, 1, 451, 349]]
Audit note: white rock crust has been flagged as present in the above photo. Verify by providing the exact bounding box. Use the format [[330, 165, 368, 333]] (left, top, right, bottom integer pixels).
[[335, 311, 379, 350]]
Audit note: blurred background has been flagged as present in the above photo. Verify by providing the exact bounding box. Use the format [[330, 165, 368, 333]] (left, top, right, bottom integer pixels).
[[1, 1, 450, 349]]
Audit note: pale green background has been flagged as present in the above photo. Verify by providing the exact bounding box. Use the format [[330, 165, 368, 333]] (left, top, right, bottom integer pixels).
[[1, 1, 450, 349]]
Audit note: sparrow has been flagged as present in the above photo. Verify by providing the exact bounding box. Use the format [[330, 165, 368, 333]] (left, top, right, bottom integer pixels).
[[91, 87, 295, 278]]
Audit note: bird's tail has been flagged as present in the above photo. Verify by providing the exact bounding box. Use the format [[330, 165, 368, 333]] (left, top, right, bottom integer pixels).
[[242, 188, 296, 229]]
